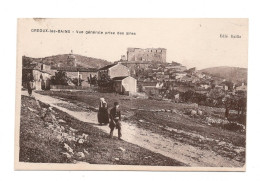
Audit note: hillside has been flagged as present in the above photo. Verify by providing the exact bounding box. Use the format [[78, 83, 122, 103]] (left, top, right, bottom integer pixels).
[[23, 54, 111, 69], [199, 66, 247, 83]]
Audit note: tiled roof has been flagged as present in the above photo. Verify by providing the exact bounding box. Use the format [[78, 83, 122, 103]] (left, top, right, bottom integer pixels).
[[99, 64, 117, 70], [112, 76, 129, 81], [54, 67, 98, 72], [23, 66, 52, 75]]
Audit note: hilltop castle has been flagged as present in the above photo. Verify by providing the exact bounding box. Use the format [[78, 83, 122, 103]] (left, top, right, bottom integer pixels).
[[127, 48, 166, 62]]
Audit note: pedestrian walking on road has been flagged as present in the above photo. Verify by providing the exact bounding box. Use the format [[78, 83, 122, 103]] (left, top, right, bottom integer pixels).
[[97, 98, 109, 125], [27, 80, 33, 96], [109, 102, 122, 140]]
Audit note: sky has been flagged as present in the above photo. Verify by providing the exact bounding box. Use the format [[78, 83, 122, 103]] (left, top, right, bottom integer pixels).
[[17, 18, 248, 70]]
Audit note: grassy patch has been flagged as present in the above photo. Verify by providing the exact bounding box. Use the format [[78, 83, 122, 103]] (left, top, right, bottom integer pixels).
[[36, 90, 246, 164]]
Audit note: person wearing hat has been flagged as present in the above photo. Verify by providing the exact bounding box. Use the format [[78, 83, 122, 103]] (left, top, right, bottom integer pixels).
[[97, 98, 109, 125], [109, 102, 122, 139]]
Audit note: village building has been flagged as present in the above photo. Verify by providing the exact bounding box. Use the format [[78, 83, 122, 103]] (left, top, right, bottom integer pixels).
[[215, 84, 225, 90], [120, 61, 150, 76], [54, 67, 98, 87], [200, 84, 211, 89], [120, 55, 127, 61], [22, 62, 53, 90], [156, 82, 164, 89], [167, 65, 187, 73], [98, 63, 130, 80], [164, 74, 170, 79], [174, 72, 187, 79], [127, 48, 166, 62], [112, 76, 137, 94], [47, 50, 98, 87], [185, 67, 197, 75], [196, 73, 206, 79], [180, 75, 192, 83], [98, 63, 137, 94]]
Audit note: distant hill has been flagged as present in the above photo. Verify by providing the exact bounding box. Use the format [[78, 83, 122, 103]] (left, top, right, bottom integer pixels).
[[199, 66, 247, 83], [23, 54, 111, 69]]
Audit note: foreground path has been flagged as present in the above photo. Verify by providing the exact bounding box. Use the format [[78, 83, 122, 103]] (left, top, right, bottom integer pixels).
[[22, 91, 243, 167]]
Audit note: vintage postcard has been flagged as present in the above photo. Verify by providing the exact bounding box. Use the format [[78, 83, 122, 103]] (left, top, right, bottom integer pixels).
[[15, 18, 248, 171]]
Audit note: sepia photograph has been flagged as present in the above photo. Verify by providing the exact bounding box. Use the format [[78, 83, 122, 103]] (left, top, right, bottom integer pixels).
[[15, 18, 248, 171]]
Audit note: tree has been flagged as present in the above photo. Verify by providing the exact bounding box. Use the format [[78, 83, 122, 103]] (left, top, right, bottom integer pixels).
[[51, 71, 69, 85], [97, 74, 113, 90], [88, 75, 98, 85], [138, 84, 144, 92], [224, 81, 234, 91], [208, 88, 225, 100], [22, 71, 33, 83], [71, 78, 84, 86], [222, 96, 231, 119]]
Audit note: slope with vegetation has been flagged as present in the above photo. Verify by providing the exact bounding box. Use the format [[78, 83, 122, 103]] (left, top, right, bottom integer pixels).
[[199, 66, 247, 84]]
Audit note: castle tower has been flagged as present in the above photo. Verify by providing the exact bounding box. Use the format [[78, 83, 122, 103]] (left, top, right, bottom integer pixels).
[[67, 50, 77, 67]]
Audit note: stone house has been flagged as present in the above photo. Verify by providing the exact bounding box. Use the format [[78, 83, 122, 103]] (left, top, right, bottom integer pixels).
[[175, 72, 187, 79], [156, 82, 164, 89], [200, 84, 211, 89], [167, 65, 187, 73], [112, 76, 137, 94], [22, 62, 52, 90], [120, 61, 149, 76], [98, 63, 130, 80]]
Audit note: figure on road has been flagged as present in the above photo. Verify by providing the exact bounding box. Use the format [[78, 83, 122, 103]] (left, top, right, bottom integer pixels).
[[27, 80, 33, 96], [109, 102, 122, 139], [97, 98, 109, 125]]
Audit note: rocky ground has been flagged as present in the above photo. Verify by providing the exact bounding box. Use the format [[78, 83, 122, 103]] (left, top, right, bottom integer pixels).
[[34, 90, 246, 167], [19, 95, 185, 166]]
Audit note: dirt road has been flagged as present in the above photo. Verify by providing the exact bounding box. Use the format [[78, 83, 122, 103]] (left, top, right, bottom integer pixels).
[[22, 91, 243, 167]]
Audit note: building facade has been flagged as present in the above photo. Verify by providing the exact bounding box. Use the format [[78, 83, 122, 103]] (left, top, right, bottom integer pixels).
[[55, 67, 98, 87], [22, 62, 52, 90], [98, 63, 130, 80], [120, 62, 150, 76], [113, 76, 137, 93], [127, 48, 166, 62]]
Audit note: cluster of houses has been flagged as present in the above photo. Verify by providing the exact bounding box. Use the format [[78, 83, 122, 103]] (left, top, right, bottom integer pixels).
[[22, 60, 54, 90], [128, 61, 247, 101], [22, 48, 247, 101], [22, 51, 138, 94]]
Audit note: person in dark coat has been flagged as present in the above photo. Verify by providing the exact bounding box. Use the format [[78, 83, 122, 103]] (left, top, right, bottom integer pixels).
[[27, 81, 32, 96], [97, 98, 109, 125], [109, 102, 122, 139]]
